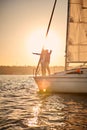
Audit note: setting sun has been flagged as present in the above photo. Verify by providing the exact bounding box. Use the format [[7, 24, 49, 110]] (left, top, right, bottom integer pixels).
[[25, 28, 64, 65]]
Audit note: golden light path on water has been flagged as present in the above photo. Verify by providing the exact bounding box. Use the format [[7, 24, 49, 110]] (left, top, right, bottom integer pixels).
[[27, 105, 41, 127], [23, 92, 66, 128]]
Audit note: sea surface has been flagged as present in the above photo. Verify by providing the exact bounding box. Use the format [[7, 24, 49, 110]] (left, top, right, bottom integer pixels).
[[0, 75, 87, 130]]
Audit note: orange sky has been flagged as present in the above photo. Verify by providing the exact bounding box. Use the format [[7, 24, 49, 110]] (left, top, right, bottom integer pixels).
[[0, 0, 68, 66]]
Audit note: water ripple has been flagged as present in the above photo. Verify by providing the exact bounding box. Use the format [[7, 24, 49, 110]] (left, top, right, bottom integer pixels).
[[0, 75, 87, 130]]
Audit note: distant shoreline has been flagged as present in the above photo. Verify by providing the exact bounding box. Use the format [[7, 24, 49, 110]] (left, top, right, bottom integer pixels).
[[0, 66, 64, 75]]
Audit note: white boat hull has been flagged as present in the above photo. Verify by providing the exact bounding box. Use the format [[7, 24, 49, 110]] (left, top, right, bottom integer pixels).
[[34, 68, 87, 93]]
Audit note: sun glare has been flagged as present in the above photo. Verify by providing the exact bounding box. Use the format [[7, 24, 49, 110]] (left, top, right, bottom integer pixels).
[[26, 29, 45, 53], [26, 29, 61, 52], [25, 28, 64, 65]]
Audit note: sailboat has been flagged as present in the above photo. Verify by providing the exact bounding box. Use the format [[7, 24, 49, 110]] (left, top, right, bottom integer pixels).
[[33, 0, 87, 93]]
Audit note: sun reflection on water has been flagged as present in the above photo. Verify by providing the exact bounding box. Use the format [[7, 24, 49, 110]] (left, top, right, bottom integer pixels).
[[27, 105, 41, 127]]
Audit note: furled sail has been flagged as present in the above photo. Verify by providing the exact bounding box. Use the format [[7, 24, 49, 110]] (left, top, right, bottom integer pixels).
[[66, 0, 87, 66]]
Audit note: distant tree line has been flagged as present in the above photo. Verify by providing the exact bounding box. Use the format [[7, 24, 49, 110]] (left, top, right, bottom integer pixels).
[[0, 66, 35, 75], [0, 66, 64, 75]]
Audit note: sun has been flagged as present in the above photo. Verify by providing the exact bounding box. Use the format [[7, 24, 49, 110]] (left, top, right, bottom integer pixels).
[[25, 28, 64, 65], [26, 28, 60, 52]]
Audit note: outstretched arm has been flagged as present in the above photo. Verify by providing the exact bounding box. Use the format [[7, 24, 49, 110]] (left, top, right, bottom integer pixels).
[[32, 52, 41, 55]]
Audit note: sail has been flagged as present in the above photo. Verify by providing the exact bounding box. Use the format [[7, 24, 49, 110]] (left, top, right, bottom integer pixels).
[[66, 0, 87, 65]]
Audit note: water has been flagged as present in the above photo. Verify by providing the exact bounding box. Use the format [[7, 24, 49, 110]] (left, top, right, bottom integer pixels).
[[0, 75, 87, 130]]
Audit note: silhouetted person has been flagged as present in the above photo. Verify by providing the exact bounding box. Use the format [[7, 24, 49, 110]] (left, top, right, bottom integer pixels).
[[40, 49, 47, 76], [33, 49, 47, 76], [33, 49, 52, 76], [45, 49, 52, 75]]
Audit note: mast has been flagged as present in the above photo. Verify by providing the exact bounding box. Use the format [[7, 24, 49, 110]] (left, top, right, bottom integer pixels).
[[65, 0, 70, 70], [46, 0, 57, 37]]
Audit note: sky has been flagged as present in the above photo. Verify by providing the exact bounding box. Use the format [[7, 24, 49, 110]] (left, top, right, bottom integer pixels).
[[0, 0, 68, 66]]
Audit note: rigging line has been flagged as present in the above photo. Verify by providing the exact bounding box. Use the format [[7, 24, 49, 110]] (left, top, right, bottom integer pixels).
[[46, 0, 57, 37]]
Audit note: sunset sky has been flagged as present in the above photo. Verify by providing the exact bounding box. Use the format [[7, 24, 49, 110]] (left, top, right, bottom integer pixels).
[[0, 0, 68, 66]]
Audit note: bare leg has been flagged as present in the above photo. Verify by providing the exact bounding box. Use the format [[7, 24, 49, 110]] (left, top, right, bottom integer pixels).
[[41, 64, 46, 76], [46, 63, 50, 75]]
